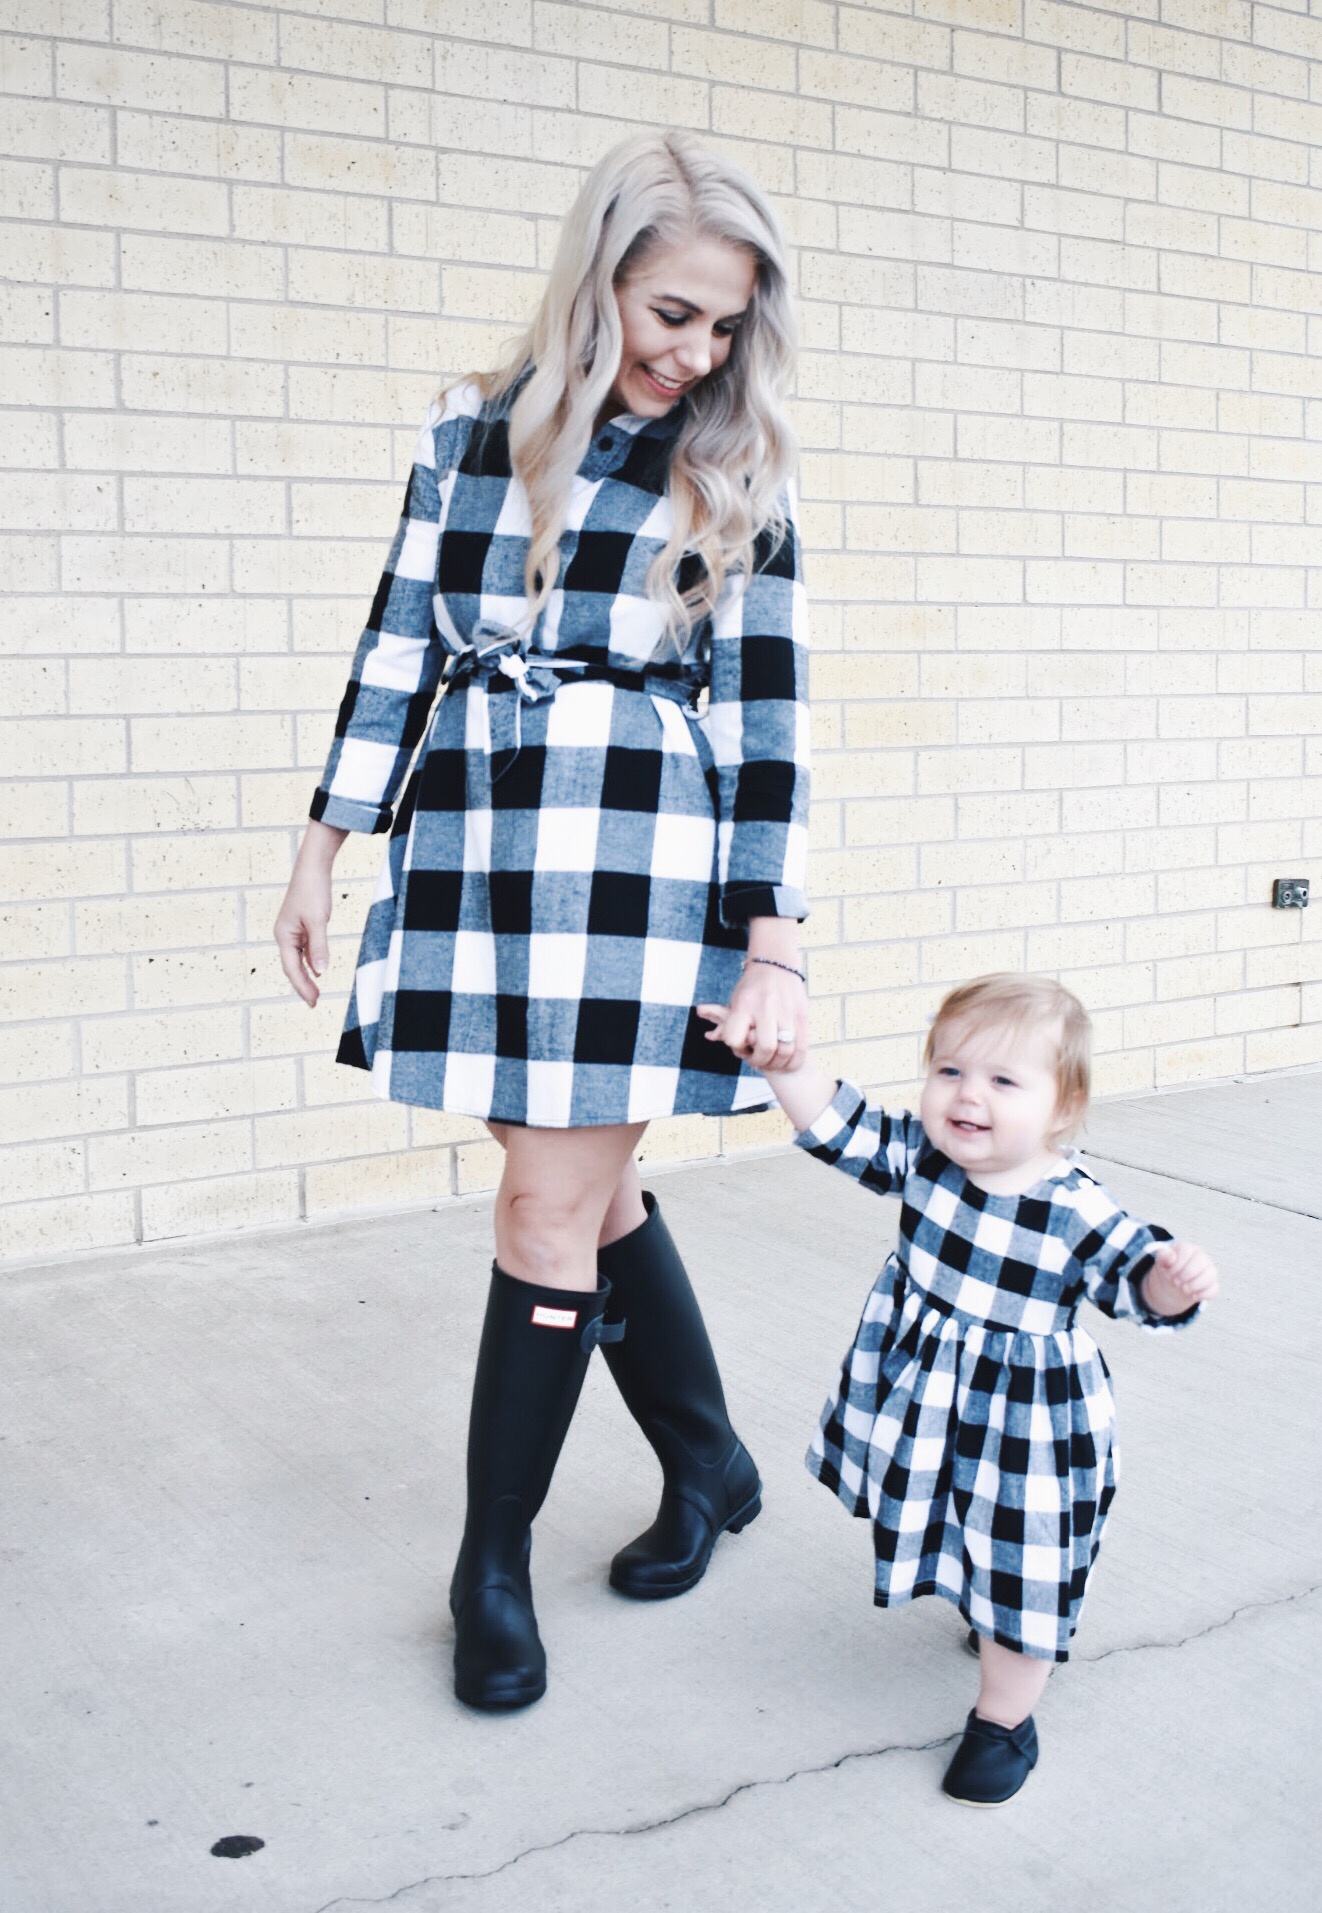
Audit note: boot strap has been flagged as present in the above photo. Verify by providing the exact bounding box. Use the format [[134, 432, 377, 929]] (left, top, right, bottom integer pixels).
[[583, 1315, 626, 1351]]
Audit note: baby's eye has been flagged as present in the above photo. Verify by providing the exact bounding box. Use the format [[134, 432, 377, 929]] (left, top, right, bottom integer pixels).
[[992, 1075, 1017, 1089], [938, 1066, 960, 1078]]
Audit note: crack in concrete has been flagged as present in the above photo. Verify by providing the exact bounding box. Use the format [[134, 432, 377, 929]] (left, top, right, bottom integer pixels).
[[1081, 1577, 1322, 1669], [314, 1729, 953, 1912], [1083, 1152, 1322, 1222], [313, 1579, 1319, 1912]]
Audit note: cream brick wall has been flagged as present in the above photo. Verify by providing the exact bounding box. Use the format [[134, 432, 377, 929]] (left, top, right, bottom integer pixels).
[[3, 0, 1320, 1264]]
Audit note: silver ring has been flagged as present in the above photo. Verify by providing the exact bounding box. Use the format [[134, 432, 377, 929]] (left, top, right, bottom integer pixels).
[[775, 1027, 795, 1043]]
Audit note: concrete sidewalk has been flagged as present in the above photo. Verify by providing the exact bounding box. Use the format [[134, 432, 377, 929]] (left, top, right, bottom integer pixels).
[[2, 1072, 1318, 1913]]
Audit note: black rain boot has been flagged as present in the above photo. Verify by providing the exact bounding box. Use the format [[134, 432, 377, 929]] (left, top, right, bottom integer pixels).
[[597, 1193, 761, 1600], [449, 1263, 623, 1711]]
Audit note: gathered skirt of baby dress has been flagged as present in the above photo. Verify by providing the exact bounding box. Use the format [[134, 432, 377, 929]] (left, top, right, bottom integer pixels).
[[806, 1263, 1120, 1661], [336, 667, 774, 1128]]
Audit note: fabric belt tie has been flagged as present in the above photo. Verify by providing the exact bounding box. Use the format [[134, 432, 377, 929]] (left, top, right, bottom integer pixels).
[[441, 622, 698, 778]]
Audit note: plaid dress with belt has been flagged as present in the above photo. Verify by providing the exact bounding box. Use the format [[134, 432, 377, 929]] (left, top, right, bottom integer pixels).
[[799, 1082, 1198, 1661], [311, 379, 810, 1128]]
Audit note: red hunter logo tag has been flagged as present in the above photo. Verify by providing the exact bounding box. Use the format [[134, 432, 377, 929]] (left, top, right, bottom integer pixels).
[[531, 1305, 578, 1330]]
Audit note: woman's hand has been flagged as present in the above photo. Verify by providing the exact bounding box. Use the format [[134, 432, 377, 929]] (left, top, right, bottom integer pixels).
[[1142, 1241, 1220, 1316], [698, 1002, 837, 1132], [273, 820, 347, 1007], [710, 954, 808, 1074]]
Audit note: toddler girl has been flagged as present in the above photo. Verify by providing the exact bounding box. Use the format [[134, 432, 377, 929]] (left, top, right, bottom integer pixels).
[[701, 973, 1217, 1806]]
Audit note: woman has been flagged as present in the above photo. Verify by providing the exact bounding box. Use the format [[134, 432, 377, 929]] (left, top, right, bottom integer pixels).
[[274, 131, 810, 1712]]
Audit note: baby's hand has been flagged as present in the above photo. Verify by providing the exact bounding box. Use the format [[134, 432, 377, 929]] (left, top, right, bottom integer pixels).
[[696, 1003, 731, 1046], [1145, 1241, 1219, 1315]]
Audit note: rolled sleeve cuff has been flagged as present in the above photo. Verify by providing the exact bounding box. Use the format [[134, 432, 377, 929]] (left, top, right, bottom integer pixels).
[[720, 881, 809, 927], [1133, 1284, 1202, 1331], [310, 788, 393, 834]]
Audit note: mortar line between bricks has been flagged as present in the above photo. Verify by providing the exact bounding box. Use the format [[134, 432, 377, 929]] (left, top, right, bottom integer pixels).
[[311, 1580, 1322, 1913]]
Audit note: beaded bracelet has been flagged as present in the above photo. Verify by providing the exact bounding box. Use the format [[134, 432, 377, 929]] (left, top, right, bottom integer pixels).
[[743, 954, 807, 984]]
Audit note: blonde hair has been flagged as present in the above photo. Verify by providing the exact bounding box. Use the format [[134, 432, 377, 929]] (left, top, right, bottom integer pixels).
[[481, 129, 797, 644], [923, 974, 1092, 1138]]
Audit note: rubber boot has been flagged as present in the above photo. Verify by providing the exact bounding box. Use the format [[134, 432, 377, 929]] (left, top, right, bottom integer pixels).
[[597, 1194, 761, 1600], [449, 1263, 623, 1711]]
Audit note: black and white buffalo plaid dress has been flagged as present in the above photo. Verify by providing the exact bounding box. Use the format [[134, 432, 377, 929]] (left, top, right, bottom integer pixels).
[[311, 378, 809, 1127], [800, 1082, 1198, 1661]]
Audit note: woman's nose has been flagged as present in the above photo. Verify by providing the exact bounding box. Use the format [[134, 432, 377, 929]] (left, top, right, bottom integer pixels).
[[674, 334, 713, 376]]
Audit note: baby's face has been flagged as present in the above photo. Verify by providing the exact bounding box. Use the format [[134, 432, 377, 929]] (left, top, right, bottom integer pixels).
[[920, 1017, 1066, 1191]]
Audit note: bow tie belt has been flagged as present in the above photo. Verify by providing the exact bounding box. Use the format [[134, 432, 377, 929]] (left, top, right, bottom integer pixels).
[[441, 625, 698, 776]]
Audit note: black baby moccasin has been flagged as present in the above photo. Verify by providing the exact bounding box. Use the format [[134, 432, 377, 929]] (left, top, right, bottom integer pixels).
[[941, 1709, 1039, 1806]]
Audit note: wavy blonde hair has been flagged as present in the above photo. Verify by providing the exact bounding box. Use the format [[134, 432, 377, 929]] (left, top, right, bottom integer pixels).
[[481, 129, 797, 644]]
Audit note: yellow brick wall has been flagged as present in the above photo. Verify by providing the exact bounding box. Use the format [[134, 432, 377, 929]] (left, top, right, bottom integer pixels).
[[2, 0, 1320, 1263]]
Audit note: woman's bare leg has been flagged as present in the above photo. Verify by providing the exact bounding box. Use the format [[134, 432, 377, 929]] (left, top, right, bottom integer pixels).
[[483, 1124, 648, 1262], [491, 1122, 647, 1292]]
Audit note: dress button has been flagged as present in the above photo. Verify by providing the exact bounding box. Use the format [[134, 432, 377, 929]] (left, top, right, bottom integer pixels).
[[596, 433, 613, 449]]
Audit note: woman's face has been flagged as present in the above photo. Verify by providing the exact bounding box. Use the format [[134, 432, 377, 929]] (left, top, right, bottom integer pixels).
[[607, 233, 757, 419]]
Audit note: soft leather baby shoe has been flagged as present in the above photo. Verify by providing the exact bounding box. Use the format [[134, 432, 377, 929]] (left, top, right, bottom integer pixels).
[[941, 1709, 1039, 1806]]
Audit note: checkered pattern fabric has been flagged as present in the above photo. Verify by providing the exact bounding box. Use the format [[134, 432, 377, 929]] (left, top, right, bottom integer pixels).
[[312, 380, 810, 1127], [800, 1081, 1198, 1662]]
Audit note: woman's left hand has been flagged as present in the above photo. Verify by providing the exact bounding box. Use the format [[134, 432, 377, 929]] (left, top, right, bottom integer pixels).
[[717, 958, 808, 1073]]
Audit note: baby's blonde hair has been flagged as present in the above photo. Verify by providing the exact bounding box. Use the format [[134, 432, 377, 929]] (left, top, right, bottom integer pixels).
[[923, 973, 1092, 1139]]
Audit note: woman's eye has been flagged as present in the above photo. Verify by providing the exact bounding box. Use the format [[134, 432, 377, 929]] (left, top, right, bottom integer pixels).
[[654, 310, 687, 327]]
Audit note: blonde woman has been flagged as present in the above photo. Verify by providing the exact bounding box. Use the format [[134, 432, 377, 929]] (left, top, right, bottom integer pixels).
[[274, 131, 810, 1712]]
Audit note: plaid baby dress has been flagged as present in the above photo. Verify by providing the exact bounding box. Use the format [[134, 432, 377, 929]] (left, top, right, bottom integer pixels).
[[311, 379, 809, 1127], [800, 1082, 1198, 1661]]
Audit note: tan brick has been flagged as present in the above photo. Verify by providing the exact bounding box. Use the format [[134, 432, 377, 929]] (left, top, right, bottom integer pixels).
[[0, 283, 55, 351], [0, 95, 112, 164], [233, 537, 387, 598], [116, 108, 281, 181], [0, 535, 57, 592], [128, 713, 290, 776], [123, 597, 285, 658], [836, 102, 950, 168], [77, 892, 236, 957], [388, 0, 535, 38], [120, 362, 280, 433], [0, 1071, 131, 1140], [61, 536, 229, 596], [136, 1058, 297, 1129], [305, 1146, 453, 1217], [141, 1170, 301, 1243], [1153, 1034, 1244, 1086], [2, 714, 122, 779], [1, 902, 69, 962], [0, 1193, 137, 1264], [1123, 908, 1217, 964], [0, 1134, 89, 1205], [89, 1118, 251, 1191], [83, 1008, 243, 1078], [1, 956, 127, 1024], [287, 366, 438, 427], [1028, 467, 1123, 514], [1, 780, 70, 841], [1244, 1022, 1322, 1074], [0, 836, 123, 902], [56, 42, 224, 116], [915, 746, 1022, 796]]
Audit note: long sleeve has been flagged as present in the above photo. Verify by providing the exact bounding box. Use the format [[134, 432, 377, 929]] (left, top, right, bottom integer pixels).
[[793, 1078, 924, 1197], [1069, 1176, 1198, 1331], [702, 482, 810, 925], [310, 389, 476, 834]]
